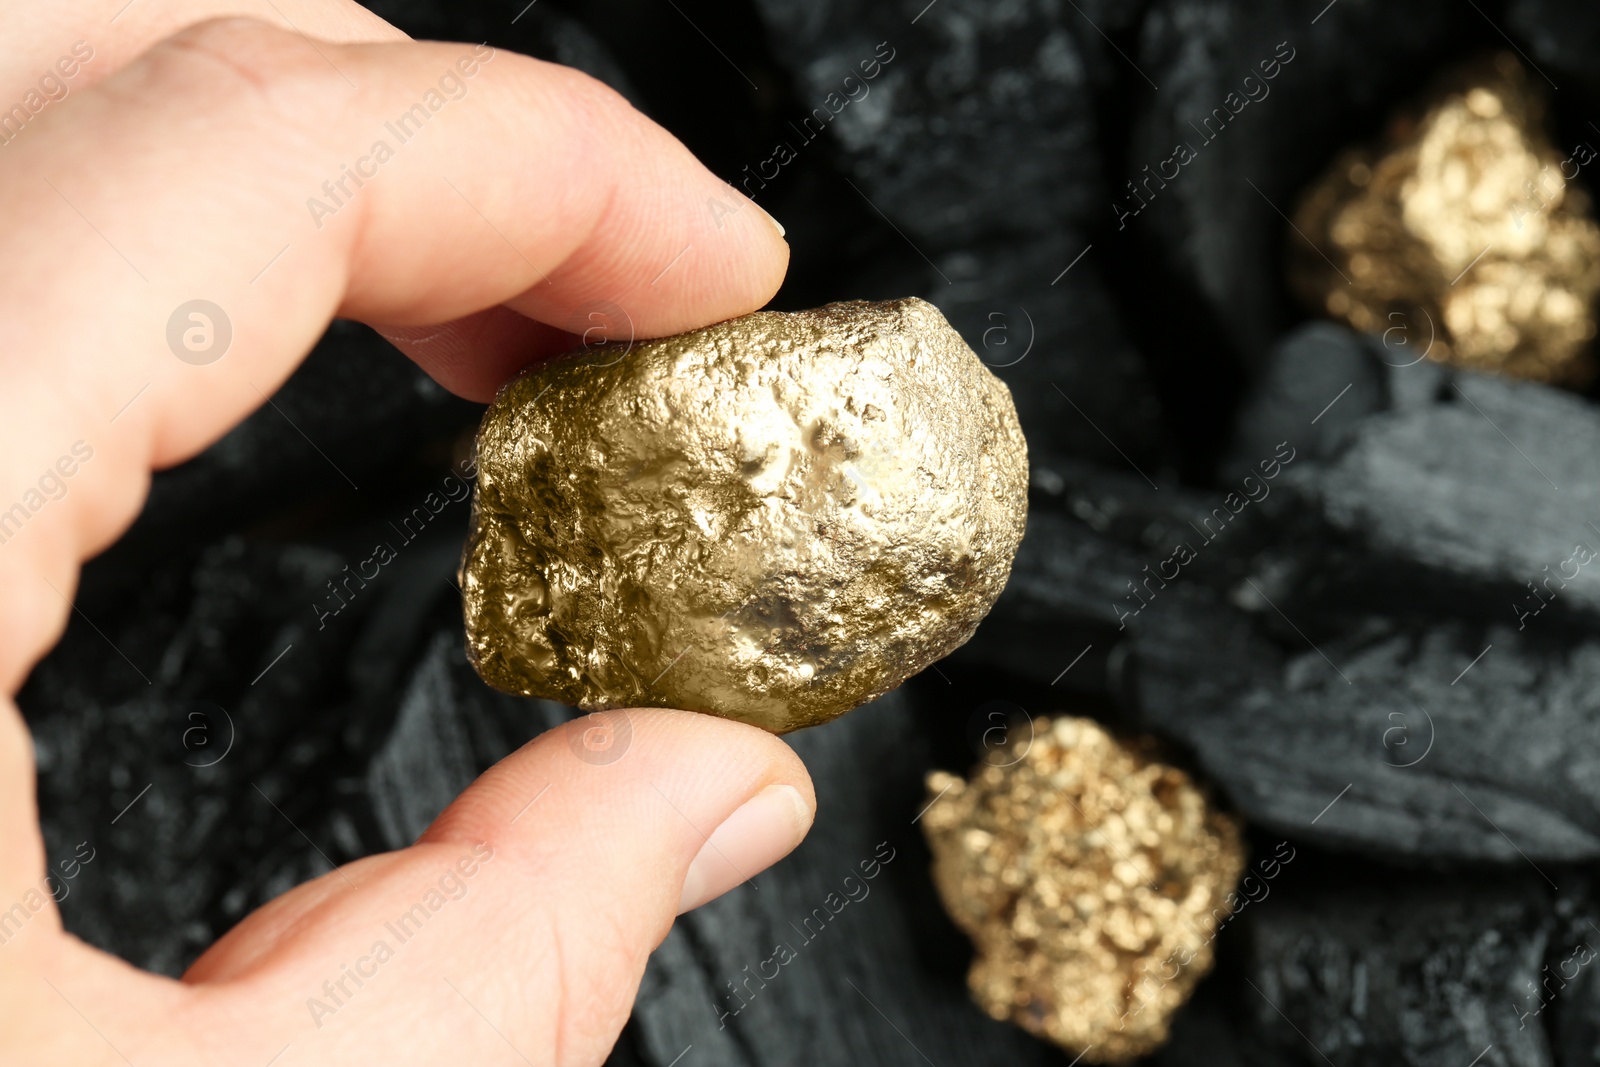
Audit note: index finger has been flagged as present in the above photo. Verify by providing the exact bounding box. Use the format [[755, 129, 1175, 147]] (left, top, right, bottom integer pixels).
[[0, 18, 789, 690], [0, 0, 404, 88]]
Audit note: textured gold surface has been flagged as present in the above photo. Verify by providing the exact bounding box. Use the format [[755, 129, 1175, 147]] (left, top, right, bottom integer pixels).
[[922, 717, 1245, 1063], [1291, 54, 1600, 385], [461, 298, 1028, 733]]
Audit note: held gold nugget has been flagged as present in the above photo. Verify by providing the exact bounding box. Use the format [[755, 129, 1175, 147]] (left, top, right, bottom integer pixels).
[[922, 717, 1246, 1064], [1291, 54, 1600, 385], [461, 298, 1028, 733]]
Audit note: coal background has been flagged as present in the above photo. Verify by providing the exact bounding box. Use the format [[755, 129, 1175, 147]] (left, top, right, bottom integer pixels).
[[23, 1, 1600, 1064]]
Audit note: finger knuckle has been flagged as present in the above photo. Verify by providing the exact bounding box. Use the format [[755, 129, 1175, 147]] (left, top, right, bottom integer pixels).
[[140, 17, 342, 115]]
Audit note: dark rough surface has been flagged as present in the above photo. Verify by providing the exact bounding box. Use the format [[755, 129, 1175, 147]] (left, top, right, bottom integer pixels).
[[21, 1, 1600, 1066], [750, 0, 1169, 473], [1225, 321, 1392, 477], [1137, 598, 1600, 863], [1241, 874, 1560, 1067], [120, 320, 478, 557], [1546, 880, 1600, 1066], [1284, 370, 1600, 621]]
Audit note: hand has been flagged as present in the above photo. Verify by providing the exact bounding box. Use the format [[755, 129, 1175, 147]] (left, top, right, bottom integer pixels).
[[0, 4, 811, 1064]]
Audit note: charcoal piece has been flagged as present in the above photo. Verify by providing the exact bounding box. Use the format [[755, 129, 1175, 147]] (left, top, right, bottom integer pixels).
[[1225, 322, 1389, 478], [750, 0, 1166, 468], [1222, 323, 1600, 628], [368, 632, 500, 850], [943, 504, 1142, 698], [751, 0, 1101, 244], [1543, 880, 1600, 1066], [1278, 368, 1600, 623], [1135, 599, 1600, 862], [948, 454, 1243, 702], [1241, 875, 1555, 1067]]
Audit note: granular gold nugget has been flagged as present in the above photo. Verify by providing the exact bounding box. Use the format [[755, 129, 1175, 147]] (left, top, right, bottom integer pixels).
[[1291, 54, 1600, 385], [922, 717, 1245, 1063]]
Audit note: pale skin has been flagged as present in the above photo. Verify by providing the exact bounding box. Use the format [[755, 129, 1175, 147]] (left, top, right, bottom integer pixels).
[[0, 3, 815, 1063]]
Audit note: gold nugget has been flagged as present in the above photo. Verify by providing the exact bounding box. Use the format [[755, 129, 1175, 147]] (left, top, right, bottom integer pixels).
[[460, 299, 1028, 733], [1291, 54, 1600, 385], [922, 717, 1245, 1063]]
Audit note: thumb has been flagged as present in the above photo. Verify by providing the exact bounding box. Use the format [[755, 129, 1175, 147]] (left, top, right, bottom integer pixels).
[[175, 709, 814, 1066], [424, 706, 815, 918]]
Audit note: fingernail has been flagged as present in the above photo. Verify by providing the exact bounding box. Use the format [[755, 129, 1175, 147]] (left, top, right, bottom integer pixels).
[[678, 784, 811, 914], [756, 203, 786, 238]]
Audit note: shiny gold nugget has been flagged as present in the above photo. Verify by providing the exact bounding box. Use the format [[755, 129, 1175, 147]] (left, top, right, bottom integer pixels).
[[922, 717, 1245, 1063], [1291, 54, 1600, 385], [461, 298, 1028, 733]]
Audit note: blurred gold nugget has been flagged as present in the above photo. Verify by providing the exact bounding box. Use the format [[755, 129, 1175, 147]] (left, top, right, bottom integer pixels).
[[921, 717, 1245, 1063], [1292, 54, 1600, 385], [461, 299, 1028, 733]]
